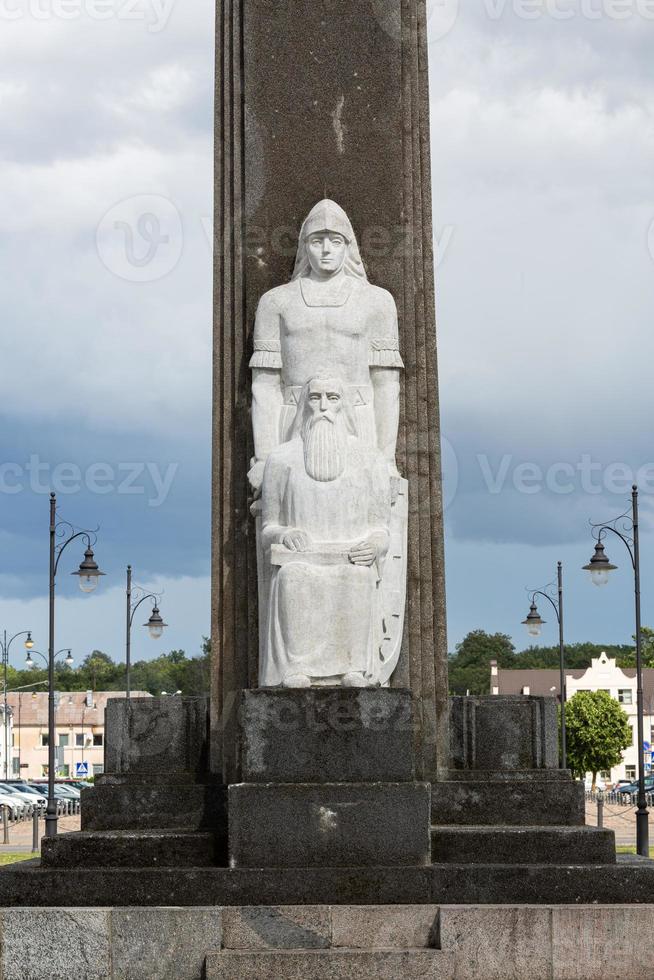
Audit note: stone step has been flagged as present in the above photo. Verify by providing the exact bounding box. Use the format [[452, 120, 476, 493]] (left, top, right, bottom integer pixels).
[[431, 777, 585, 826], [205, 949, 454, 979], [431, 825, 616, 865], [81, 781, 226, 832], [229, 782, 431, 868], [3, 856, 654, 906], [41, 829, 216, 868]]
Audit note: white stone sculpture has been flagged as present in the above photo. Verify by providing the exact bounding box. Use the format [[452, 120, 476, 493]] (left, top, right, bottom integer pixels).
[[250, 200, 408, 688], [248, 199, 403, 488], [260, 377, 391, 688]]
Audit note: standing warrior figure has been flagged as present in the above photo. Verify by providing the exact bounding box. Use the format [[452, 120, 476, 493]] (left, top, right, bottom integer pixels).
[[248, 199, 403, 490]]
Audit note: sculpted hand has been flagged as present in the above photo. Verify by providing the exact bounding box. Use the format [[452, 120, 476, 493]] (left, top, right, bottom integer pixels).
[[282, 529, 312, 552], [348, 538, 378, 567]]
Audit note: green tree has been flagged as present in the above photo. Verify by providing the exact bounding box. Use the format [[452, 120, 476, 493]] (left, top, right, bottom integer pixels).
[[616, 627, 654, 669], [6, 638, 212, 698], [566, 690, 631, 788], [514, 642, 633, 670], [448, 630, 515, 695], [79, 651, 122, 691]]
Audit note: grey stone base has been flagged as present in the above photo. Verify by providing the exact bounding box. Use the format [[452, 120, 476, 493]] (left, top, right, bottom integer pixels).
[[431, 826, 616, 865], [3, 904, 654, 979], [81, 779, 226, 832], [239, 688, 414, 783], [205, 949, 454, 979], [432, 773, 585, 826], [2, 855, 654, 906], [41, 830, 217, 868], [228, 782, 431, 867], [450, 695, 558, 771]]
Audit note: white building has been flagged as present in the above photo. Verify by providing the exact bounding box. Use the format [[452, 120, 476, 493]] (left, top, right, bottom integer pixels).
[[490, 652, 654, 785]]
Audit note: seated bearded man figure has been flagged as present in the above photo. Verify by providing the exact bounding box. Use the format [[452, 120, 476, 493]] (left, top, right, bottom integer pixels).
[[260, 376, 392, 688]]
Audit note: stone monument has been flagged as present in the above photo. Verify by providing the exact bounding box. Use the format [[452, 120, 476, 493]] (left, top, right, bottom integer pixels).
[[211, 0, 449, 785], [0, 3, 653, 976]]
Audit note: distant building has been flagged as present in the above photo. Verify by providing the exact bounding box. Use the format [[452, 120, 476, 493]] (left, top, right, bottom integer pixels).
[[490, 652, 654, 785], [7, 691, 152, 780]]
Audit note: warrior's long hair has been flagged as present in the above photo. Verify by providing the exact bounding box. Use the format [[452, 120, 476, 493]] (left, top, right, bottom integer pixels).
[[291, 199, 368, 281]]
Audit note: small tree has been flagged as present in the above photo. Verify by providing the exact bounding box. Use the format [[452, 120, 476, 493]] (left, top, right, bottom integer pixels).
[[566, 690, 631, 788], [448, 630, 515, 695]]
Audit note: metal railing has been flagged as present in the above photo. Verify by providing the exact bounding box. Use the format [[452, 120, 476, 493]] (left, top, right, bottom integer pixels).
[[585, 789, 654, 806], [0, 799, 81, 848]]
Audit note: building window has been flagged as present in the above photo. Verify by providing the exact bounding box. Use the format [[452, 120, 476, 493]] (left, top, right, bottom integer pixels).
[[92, 764, 104, 776], [92, 734, 103, 747], [11, 759, 19, 775], [618, 689, 633, 704], [41, 765, 49, 777], [626, 766, 637, 780], [627, 727, 634, 746], [600, 771, 611, 779], [40, 734, 49, 748], [75, 734, 85, 748], [58, 734, 69, 747], [59, 764, 69, 778]]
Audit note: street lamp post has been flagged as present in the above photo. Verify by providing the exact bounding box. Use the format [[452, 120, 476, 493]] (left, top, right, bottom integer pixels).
[[583, 484, 649, 857], [25, 647, 73, 784], [125, 565, 168, 700], [47, 492, 105, 838], [0, 630, 34, 779], [521, 561, 567, 769]]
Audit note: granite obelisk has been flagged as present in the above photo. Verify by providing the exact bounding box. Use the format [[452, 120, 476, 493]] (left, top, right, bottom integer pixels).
[[212, 0, 447, 782]]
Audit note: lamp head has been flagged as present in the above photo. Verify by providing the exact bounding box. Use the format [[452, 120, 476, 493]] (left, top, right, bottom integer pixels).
[[582, 540, 617, 587], [522, 601, 545, 638], [71, 546, 105, 593], [144, 605, 167, 641], [24, 633, 34, 651]]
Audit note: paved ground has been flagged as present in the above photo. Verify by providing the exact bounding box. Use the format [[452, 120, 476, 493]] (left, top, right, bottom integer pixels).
[[0, 813, 81, 853], [586, 796, 640, 847]]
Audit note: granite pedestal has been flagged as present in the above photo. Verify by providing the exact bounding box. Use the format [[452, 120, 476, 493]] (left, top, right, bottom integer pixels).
[[42, 697, 226, 869], [228, 689, 431, 869]]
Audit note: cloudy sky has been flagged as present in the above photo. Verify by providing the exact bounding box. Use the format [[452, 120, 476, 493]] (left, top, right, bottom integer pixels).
[[1, 0, 653, 672]]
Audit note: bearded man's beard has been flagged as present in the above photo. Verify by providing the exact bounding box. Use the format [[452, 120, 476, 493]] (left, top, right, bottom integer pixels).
[[302, 414, 348, 482]]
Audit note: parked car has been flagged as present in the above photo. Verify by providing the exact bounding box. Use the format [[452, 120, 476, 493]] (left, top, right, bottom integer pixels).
[[0, 794, 24, 819], [54, 784, 81, 800], [5, 782, 47, 806], [0, 783, 40, 811], [616, 776, 654, 802], [32, 782, 81, 800], [583, 775, 606, 792]]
